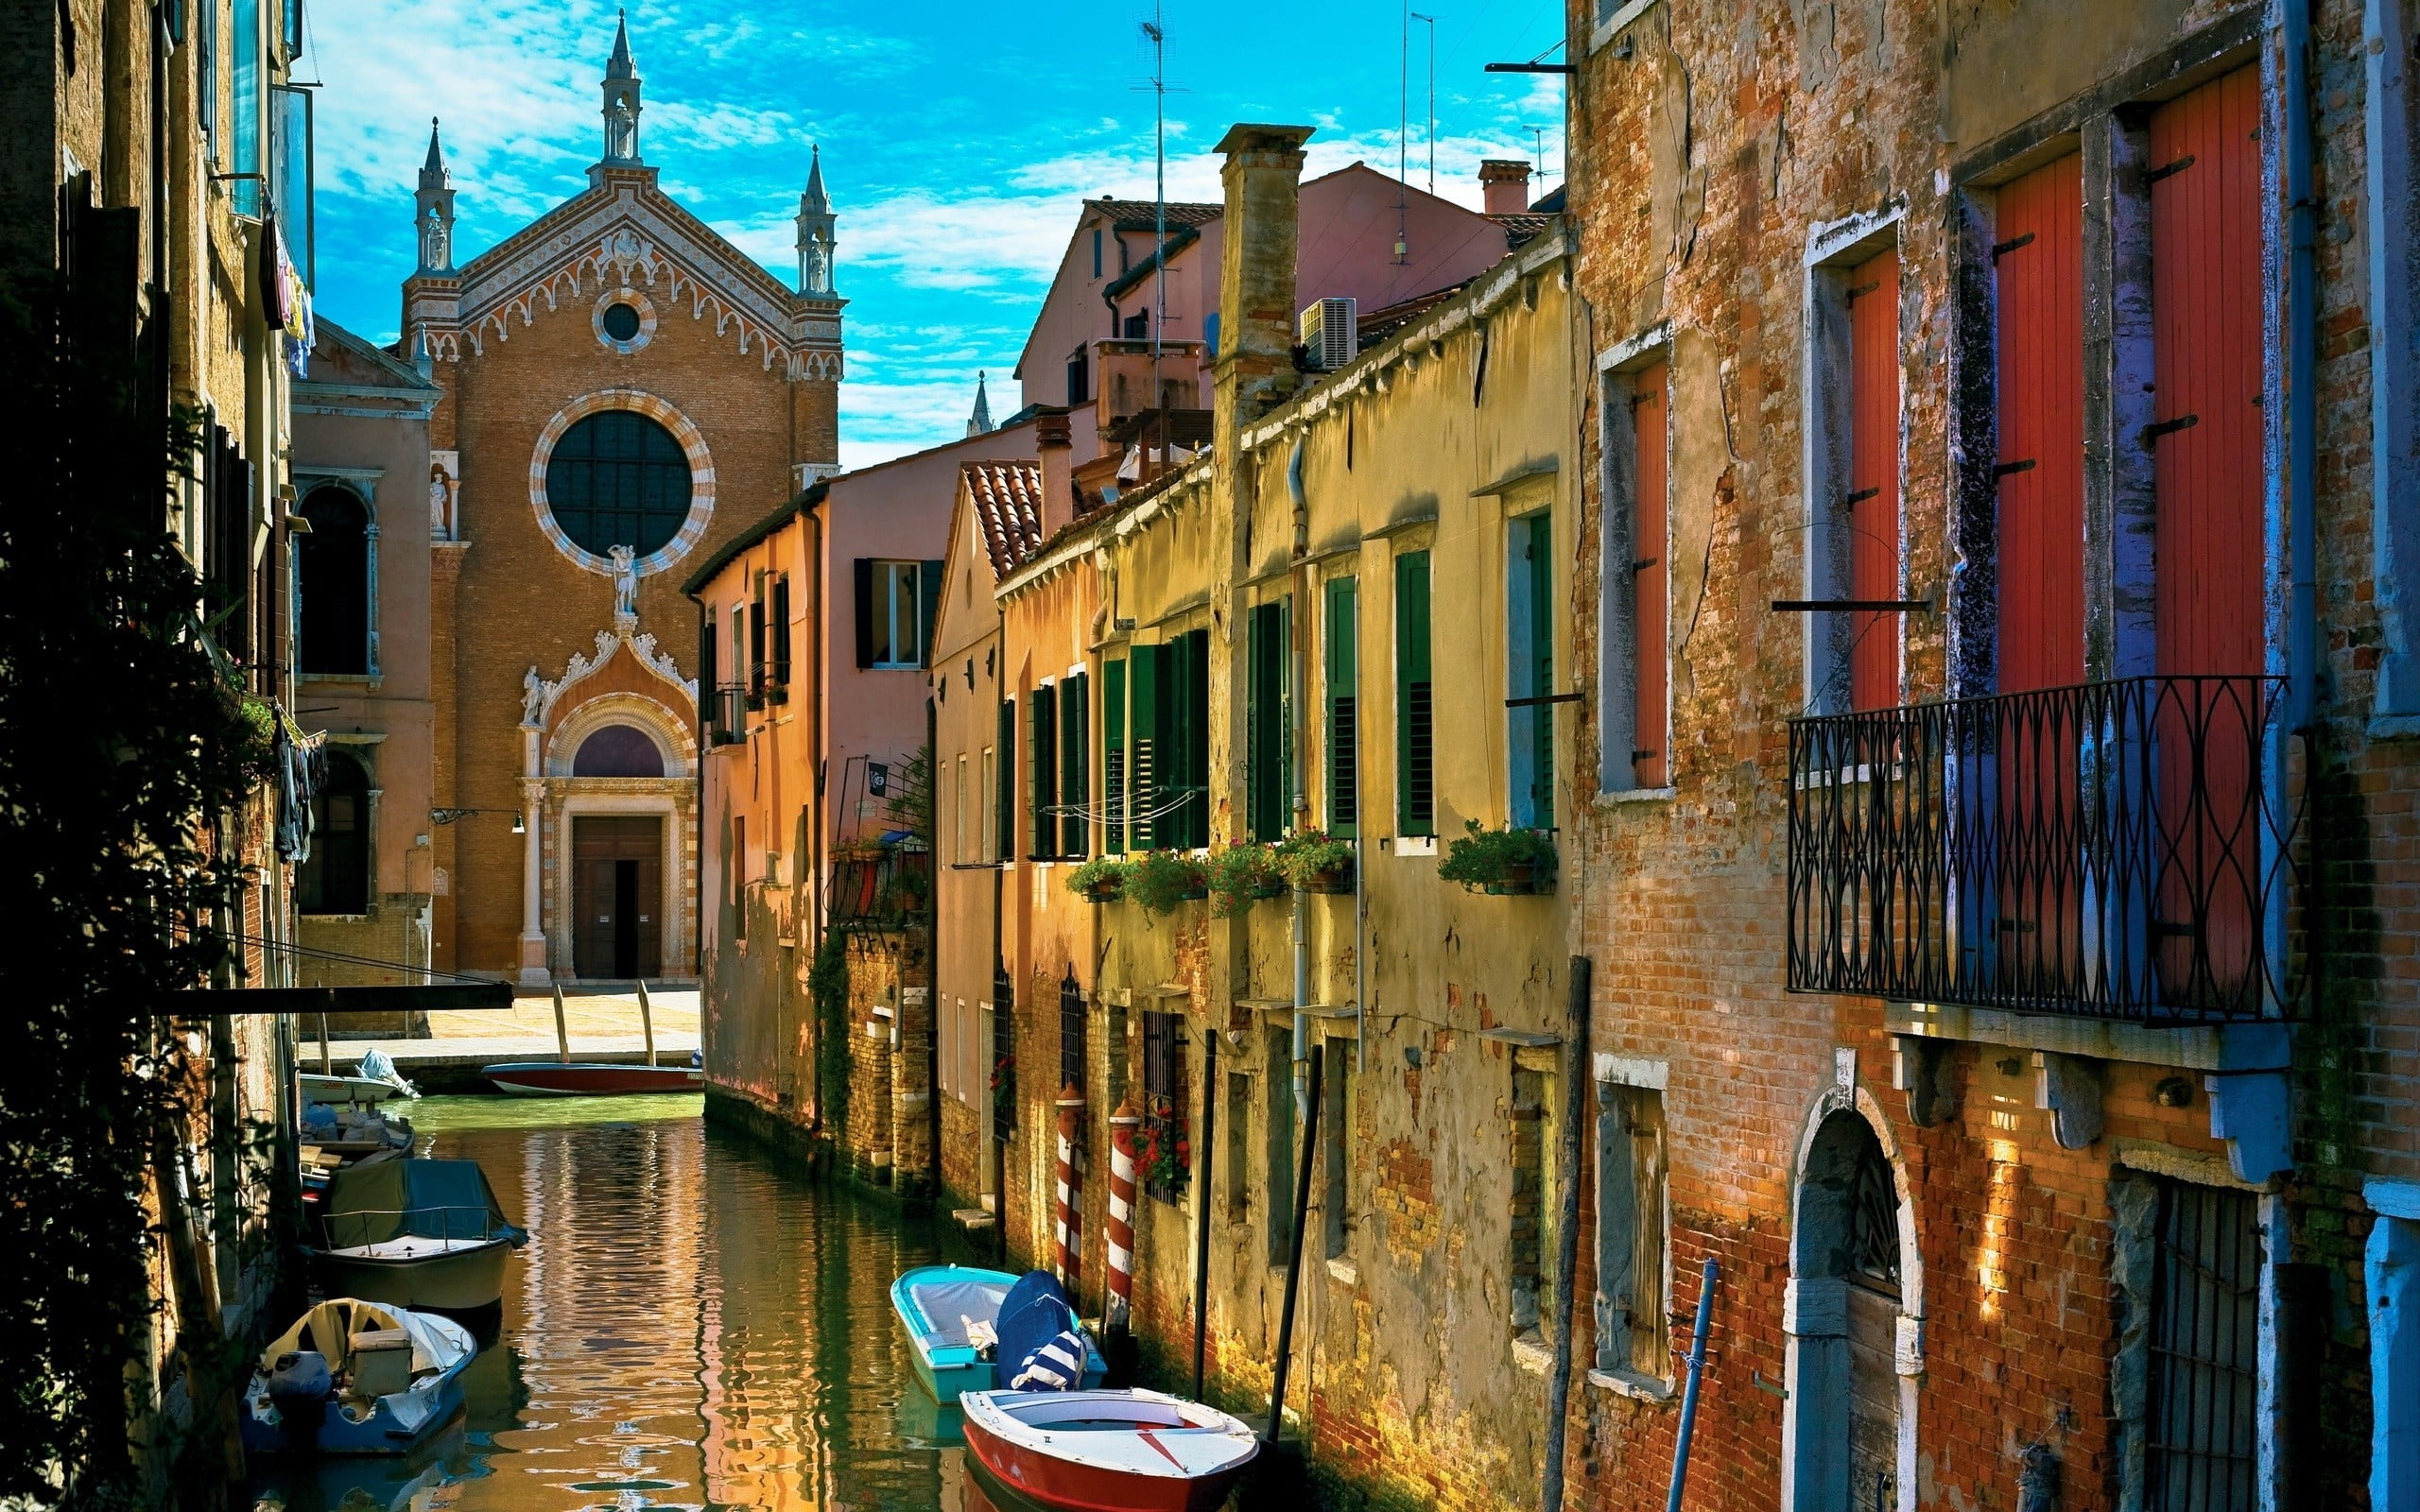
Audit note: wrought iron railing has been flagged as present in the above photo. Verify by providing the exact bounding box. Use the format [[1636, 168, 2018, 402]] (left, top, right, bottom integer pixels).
[[1787, 675, 2299, 1024], [709, 683, 748, 746], [826, 844, 931, 932]]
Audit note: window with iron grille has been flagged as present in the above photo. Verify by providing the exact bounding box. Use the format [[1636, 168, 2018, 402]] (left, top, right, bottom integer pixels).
[[2145, 1179, 2260, 1512], [1058, 968, 1086, 1097], [1846, 1135, 1901, 1296], [1141, 1009, 1189, 1202], [992, 964, 1016, 1143]]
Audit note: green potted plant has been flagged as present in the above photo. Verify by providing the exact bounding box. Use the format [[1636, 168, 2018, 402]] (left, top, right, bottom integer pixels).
[[1064, 856, 1130, 903], [1124, 849, 1211, 914], [1437, 818, 1558, 895], [1274, 828, 1357, 893], [1206, 843, 1287, 917]]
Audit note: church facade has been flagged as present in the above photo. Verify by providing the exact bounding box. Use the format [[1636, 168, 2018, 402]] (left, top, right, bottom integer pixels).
[[405, 16, 841, 983]]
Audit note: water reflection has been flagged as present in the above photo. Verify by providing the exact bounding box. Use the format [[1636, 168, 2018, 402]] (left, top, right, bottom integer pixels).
[[251, 1096, 1008, 1512]]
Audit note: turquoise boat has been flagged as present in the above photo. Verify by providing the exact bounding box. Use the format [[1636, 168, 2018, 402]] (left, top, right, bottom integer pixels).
[[890, 1264, 1105, 1404]]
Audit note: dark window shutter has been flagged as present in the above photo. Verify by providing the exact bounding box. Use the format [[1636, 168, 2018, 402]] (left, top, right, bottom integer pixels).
[[1395, 552, 1434, 836], [1248, 604, 1283, 841], [770, 576, 791, 686], [853, 558, 875, 668], [1028, 690, 1057, 860], [1059, 673, 1089, 858], [1325, 576, 1358, 834], [1103, 658, 1128, 853], [997, 697, 1017, 858], [749, 593, 767, 694], [919, 559, 944, 665], [1172, 629, 1210, 848], [700, 620, 717, 738]]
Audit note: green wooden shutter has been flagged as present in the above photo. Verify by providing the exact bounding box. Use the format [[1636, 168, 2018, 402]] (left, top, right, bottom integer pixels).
[[1130, 646, 1162, 849], [1059, 673, 1089, 858], [1028, 689, 1057, 859], [1104, 659, 1128, 853], [1324, 576, 1358, 835], [997, 698, 1017, 858], [1525, 514, 1554, 829], [1248, 604, 1282, 842], [1395, 552, 1434, 837]]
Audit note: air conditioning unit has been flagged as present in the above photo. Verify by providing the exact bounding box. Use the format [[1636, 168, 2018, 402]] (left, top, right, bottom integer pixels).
[[1298, 297, 1357, 371]]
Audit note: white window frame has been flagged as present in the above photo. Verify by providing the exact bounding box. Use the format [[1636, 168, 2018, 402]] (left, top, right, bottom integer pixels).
[[870, 560, 924, 670]]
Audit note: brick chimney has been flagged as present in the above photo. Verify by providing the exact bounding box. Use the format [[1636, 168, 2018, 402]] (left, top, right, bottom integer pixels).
[[1478, 159, 1532, 215], [1034, 407, 1077, 536], [1212, 124, 1314, 445]]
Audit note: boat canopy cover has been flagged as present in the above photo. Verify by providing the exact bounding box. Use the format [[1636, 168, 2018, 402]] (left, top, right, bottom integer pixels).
[[908, 1276, 1011, 1349], [323, 1158, 526, 1248], [992, 1271, 1083, 1391], [257, 1297, 471, 1378]]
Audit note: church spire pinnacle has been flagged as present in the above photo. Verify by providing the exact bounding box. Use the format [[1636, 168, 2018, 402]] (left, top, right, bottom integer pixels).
[[414, 117, 457, 276], [795, 144, 838, 297], [600, 10, 643, 164], [965, 371, 994, 437]]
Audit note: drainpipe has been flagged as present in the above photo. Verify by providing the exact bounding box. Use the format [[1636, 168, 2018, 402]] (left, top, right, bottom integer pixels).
[[2284, 0, 2318, 732], [1288, 438, 1312, 1118], [1540, 954, 1592, 1512]]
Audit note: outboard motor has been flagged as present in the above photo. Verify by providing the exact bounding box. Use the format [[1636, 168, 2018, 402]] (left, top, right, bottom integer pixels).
[[265, 1349, 332, 1438]]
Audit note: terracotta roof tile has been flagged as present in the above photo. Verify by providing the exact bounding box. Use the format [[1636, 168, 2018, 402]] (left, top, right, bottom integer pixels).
[[1092, 198, 1223, 228], [963, 460, 1046, 576], [1488, 213, 1555, 248]]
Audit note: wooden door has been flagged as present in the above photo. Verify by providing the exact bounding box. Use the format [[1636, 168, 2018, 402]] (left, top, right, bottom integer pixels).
[[2149, 66, 2264, 1004], [1848, 248, 1902, 711], [572, 816, 664, 980]]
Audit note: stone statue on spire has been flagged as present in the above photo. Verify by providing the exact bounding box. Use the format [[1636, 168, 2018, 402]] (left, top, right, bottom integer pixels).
[[601, 10, 644, 164], [795, 145, 837, 296], [415, 118, 456, 275]]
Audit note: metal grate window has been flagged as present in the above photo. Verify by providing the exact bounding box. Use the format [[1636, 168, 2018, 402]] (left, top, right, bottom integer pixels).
[[992, 965, 1016, 1143], [1058, 968, 1086, 1097], [1846, 1135, 1901, 1295], [2146, 1179, 2260, 1512], [1141, 1010, 1188, 1202]]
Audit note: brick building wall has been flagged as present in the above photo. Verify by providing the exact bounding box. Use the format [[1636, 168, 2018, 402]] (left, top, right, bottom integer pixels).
[[1558, 0, 2409, 1508]]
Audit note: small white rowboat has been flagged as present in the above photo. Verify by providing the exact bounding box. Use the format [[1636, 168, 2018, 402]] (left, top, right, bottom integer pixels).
[[960, 1387, 1258, 1512]]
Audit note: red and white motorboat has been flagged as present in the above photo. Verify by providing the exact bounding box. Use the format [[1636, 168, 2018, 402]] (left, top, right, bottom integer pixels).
[[480, 1061, 703, 1096], [959, 1387, 1259, 1512]]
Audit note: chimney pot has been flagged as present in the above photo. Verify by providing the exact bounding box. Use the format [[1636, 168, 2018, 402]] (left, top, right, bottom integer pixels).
[[1478, 158, 1533, 216]]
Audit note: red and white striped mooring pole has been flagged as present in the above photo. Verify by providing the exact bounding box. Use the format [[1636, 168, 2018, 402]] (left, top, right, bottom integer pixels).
[[1105, 1094, 1141, 1336], [1055, 1081, 1084, 1293]]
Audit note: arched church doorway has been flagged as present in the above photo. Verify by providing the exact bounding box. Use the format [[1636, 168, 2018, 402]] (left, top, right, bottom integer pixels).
[[1787, 1103, 1914, 1512], [572, 815, 663, 980]]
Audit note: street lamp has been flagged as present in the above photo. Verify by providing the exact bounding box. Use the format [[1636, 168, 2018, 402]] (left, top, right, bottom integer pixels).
[[432, 808, 525, 834]]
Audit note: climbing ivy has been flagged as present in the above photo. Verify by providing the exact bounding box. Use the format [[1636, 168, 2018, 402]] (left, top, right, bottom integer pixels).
[[0, 268, 271, 1503], [810, 928, 852, 1143]]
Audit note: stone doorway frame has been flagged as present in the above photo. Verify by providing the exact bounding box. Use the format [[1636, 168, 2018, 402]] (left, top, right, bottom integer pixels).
[[1782, 1051, 1924, 1512]]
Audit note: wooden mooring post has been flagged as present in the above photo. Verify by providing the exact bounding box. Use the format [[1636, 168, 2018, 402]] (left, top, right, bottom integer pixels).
[[552, 984, 570, 1065], [638, 979, 656, 1066]]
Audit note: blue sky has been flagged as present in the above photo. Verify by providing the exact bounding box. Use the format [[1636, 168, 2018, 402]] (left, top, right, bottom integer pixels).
[[302, 0, 1567, 468]]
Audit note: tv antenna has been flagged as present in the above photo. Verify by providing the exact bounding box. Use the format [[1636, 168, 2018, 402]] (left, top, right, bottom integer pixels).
[[1411, 12, 1435, 195]]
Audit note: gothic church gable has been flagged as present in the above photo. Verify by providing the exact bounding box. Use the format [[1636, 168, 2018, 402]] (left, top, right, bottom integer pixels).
[[433, 171, 838, 380]]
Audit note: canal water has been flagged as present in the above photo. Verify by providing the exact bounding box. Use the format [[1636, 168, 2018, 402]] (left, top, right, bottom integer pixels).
[[247, 1096, 1053, 1512]]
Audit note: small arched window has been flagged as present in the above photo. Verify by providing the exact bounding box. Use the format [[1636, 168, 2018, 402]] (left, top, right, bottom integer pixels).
[[545, 410, 690, 558], [297, 487, 370, 676], [297, 751, 370, 915], [573, 723, 666, 778]]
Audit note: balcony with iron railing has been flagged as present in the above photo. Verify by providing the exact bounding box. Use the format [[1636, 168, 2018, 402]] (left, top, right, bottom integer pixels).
[[708, 683, 748, 747], [1787, 675, 2302, 1025]]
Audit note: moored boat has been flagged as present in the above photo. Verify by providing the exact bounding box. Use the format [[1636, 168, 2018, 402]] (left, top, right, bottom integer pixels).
[[959, 1388, 1259, 1512], [301, 1072, 411, 1105], [314, 1157, 527, 1314], [240, 1297, 474, 1456], [890, 1265, 1106, 1405], [480, 1059, 704, 1095]]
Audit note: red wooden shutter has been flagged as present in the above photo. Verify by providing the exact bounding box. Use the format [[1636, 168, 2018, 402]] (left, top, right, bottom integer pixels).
[[2151, 65, 2266, 996], [1994, 153, 2085, 694], [2150, 65, 2263, 679], [1848, 248, 1902, 710], [1632, 363, 1669, 788]]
